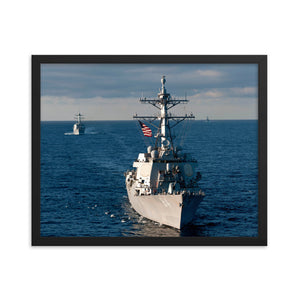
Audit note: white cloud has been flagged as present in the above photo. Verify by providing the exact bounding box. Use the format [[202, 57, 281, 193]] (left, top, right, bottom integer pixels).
[[42, 95, 76, 105], [186, 85, 258, 120], [41, 95, 156, 121], [229, 87, 257, 96], [195, 69, 223, 77], [189, 86, 257, 100], [204, 90, 223, 98], [41, 85, 258, 121]]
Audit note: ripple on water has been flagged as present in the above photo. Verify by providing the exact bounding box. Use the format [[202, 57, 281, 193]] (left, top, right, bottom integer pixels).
[[41, 120, 258, 237]]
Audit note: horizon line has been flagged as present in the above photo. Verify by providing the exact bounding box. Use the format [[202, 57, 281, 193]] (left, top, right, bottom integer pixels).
[[41, 118, 258, 122]]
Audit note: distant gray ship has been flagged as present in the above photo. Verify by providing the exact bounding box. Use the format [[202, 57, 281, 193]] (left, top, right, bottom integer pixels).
[[73, 113, 85, 135], [125, 76, 205, 229]]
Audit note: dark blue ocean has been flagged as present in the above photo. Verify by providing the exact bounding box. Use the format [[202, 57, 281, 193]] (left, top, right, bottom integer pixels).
[[40, 120, 258, 237]]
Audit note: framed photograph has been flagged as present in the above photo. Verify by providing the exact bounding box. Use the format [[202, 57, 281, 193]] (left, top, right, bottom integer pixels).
[[32, 55, 267, 246]]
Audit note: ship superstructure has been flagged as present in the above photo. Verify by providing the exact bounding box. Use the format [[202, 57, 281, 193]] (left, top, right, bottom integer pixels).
[[125, 76, 205, 229], [73, 113, 85, 135]]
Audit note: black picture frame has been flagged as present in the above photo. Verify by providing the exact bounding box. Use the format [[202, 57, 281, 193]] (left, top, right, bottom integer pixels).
[[32, 55, 267, 246]]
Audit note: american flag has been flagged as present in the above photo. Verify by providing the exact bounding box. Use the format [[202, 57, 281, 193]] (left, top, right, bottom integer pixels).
[[138, 121, 152, 137]]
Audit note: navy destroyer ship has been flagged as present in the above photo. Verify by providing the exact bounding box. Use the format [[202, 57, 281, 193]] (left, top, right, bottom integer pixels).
[[125, 76, 205, 229], [73, 113, 85, 135]]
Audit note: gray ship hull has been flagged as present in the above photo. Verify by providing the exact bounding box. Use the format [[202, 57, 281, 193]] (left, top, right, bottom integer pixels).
[[126, 182, 203, 229], [73, 129, 85, 135], [73, 124, 85, 135]]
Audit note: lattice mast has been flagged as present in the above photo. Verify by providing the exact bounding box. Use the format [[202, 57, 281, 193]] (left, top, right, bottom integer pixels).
[[74, 113, 84, 123], [133, 76, 194, 154]]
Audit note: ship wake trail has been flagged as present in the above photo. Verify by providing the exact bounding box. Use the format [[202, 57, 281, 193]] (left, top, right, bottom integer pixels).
[[64, 130, 99, 135], [85, 127, 99, 135]]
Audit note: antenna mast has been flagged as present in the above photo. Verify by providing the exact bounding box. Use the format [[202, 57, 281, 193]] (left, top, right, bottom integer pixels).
[[133, 76, 194, 154]]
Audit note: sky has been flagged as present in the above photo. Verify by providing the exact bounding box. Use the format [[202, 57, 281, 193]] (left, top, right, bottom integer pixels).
[[41, 63, 258, 121]]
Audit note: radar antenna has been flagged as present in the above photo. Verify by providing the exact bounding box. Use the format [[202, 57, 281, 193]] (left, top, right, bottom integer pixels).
[[133, 76, 195, 156]]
